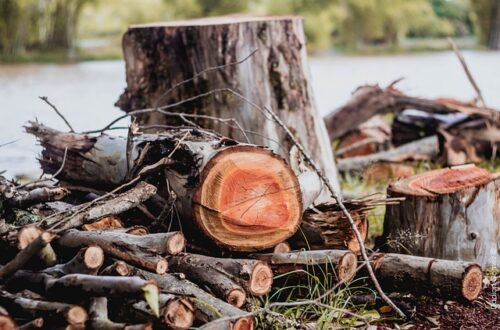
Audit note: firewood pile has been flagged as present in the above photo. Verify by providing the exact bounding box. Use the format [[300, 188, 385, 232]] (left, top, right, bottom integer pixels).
[[0, 16, 496, 329]]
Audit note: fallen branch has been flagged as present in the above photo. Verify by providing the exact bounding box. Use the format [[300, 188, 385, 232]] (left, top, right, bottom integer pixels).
[[42, 246, 104, 276]]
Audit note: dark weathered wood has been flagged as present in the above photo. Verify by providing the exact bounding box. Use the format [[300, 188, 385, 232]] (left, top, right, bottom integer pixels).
[[137, 269, 253, 329], [132, 293, 195, 329], [117, 16, 340, 195], [42, 246, 104, 276], [290, 202, 369, 253], [0, 290, 87, 326], [370, 253, 483, 301], [18, 317, 44, 330], [168, 254, 246, 307], [88, 297, 152, 330], [253, 249, 358, 282], [100, 261, 130, 277], [58, 230, 171, 274], [380, 165, 500, 268], [0, 231, 56, 280]]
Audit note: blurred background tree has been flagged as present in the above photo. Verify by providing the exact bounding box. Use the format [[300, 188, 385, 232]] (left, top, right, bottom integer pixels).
[[0, 0, 498, 60]]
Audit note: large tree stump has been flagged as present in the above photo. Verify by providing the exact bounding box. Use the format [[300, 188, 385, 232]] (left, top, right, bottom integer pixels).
[[27, 123, 322, 252], [116, 15, 340, 196], [380, 165, 500, 268]]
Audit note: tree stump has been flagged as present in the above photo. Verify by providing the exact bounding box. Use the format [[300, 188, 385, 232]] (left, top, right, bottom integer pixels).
[[380, 165, 500, 268], [116, 15, 340, 196]]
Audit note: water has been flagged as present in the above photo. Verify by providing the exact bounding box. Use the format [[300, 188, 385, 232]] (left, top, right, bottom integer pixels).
[[1, 51, 499, 178]]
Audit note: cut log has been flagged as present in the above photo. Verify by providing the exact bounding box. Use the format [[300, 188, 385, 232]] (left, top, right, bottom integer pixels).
[[18, 317, 44, 330], [169, 253, 273, 297], [43, 246, 104, 276], [88, 297, 151, 330], [0, 231, 56, 280], [290, 202, 369, 253], [0, 290, 87, 325], [17, 225, 57, 267], [337, 135, 440, 172], [137, 269, 254, 329], [27, 122, 321, 251], [168, 254, 246, 307], [100, 261, 131, 277], [380, 165, 500, 268], [253, 249, 358, 283], [6, 272, 160, 317], [370, 253, 483, 301], [0, 313, 17, 330], [117, 15, 341, 196], [132, 293, 195, 329], [58, 230, 172, 274]]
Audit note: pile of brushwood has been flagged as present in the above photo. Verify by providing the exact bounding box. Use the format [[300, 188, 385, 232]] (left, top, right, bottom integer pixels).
[[0, 119, 491, 329]]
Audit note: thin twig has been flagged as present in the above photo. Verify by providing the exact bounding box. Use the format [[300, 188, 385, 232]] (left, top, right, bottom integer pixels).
[[16, 148, 68, 189], [38, 96, 75, 132], [0, 140, 18, 148], [447, 38, 486, 107]]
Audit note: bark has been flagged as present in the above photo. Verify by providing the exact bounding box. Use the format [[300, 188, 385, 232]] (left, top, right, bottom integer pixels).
[[253, 249, 358, 283], [290, 202, 369, 253], [137, 269, 253, 330], [117, 16, 341, 195], [42, 246, 104, 276], [100, 261, 131, 277], [111, 226, 149, 236], [27, 122, 322, 251], [88, 297, 152, 330], [17, 225, 57, 266], [0, 290, 87, 325], [488, 0, 500, 50], [0, 179, 69, 209], [18, 317, 44, 330], [58, 230, 171, 274], [169, 254, 247, 307], [380, 165, 500, 268], [132, 293, 195, 329], [0, 231, 56, 280], [337, 135, 440, 172], [324, 85, 500, 141], [370, 253, 483, 301], [6, 272, 160, 315]]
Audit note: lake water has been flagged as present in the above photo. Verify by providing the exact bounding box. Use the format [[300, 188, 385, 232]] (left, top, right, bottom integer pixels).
[[1, 51, 499, 178]]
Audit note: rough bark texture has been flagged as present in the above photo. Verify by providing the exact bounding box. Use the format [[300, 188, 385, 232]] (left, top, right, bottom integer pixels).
[[253, 249, 357, 282], [58, 229, 169, 274], [290, 202, 369, 253], [137, 269, 253, 330], [116, 15, 340, 195], [370, 253, 483, 301], [27, 122, 322, 251], [42, 246, 104, 276], [380, 165, 500, 268]]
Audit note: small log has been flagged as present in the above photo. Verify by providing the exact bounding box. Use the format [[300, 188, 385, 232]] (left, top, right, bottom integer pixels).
[[168, 254, 247, 307], [290, 202, 369, 253], [7, 272, 160, 317], [43, 246, 104, 276], [81, 216, 124, 231], [337, 135, 440, 172], [253, 249, 358, 283], [58, 230, 177, 274], [88, 297, 151, 330], [380, 165, 500, 268], [0, 177, 69, 209], [27, 123, 320, 251], [0, 231, 56, 280], [132, 293, 195, 329], [137, 269, 254, 329], [17, 225, 57, 266], [170, 253, 273, 297], [100, 261, 130, 277], [370, 253, 483, 301], [0, 290, 87, 325], [41, 181, 157, 231], [18, 317, 44, 330]]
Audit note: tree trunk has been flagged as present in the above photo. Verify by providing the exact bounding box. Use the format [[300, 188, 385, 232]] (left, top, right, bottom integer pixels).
[[379, 165, 500, 268], [489, 0, 500, 49], [116, 15, 341, 196], [370, 253, 483, 301], [27, 122, 322, 251]]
